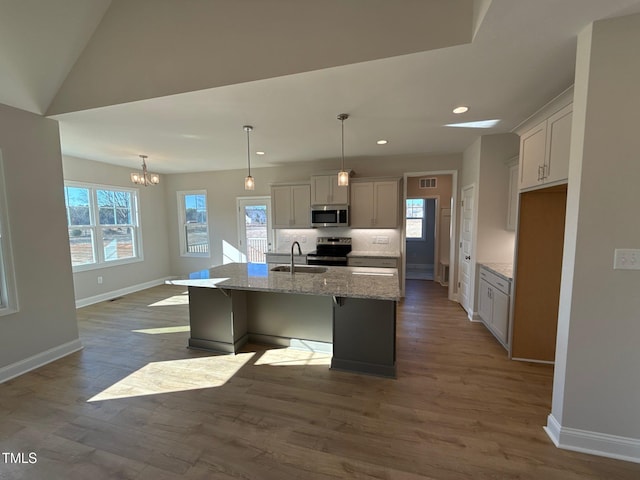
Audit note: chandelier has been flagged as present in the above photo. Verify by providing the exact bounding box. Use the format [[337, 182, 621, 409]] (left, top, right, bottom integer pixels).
[[130, 155, 160, 186]]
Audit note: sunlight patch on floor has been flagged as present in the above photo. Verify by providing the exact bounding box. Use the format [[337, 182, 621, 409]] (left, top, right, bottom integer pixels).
[[132, 325, 190, 335], [253, 348, 331, 367], [148, 293, 189, 307], [87, 353, 255, 402]]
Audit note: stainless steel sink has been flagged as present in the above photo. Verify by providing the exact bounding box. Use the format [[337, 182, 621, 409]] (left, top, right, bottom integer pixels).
[[270, 265, 327, 274]]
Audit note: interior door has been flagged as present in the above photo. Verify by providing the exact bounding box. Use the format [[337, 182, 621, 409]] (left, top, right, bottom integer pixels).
[[458, 185, 475, 315], [237, 197, 272, 263]]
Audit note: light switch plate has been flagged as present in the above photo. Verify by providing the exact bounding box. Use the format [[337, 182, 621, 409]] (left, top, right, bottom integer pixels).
[[613, 249, 640, 270]]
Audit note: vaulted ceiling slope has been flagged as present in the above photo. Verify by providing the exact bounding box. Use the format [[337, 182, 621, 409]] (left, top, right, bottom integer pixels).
[[0, 0, 111, 115], [2, 1, 640, 174], [47, 0, 476, 115]]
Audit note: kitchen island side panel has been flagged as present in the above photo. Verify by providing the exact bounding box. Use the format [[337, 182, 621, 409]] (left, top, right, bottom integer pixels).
[[332, 298, 396, 378], [187, 286, 248, 353], [246, 291, 333, 343]]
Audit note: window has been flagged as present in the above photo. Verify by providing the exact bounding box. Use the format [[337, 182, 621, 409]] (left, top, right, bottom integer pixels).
[[178, 191, 209, 256], [0, 150, 18, 315], [406, 198, 425, 240], [64, 182, 141, 271]]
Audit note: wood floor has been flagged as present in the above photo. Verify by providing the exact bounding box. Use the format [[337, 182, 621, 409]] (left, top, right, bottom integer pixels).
[[1, 281, 639, 479]]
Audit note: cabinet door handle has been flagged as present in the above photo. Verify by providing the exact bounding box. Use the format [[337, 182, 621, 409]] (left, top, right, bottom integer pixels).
[[537, 165, 543, 181], [543, 163, 548, 179]]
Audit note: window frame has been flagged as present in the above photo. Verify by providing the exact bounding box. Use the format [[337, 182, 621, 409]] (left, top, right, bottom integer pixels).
[[177, 190, 210, 258], [0, 150, 19, 316], [406, 198, 426, 241], [64, 181, 143, 272]]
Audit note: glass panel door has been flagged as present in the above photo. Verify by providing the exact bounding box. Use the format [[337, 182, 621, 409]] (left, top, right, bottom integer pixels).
[[237, 197, 272, 263]]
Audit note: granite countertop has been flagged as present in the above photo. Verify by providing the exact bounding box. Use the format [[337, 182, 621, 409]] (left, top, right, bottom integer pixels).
[[167, 262, 400, 301], [480, 263, 513, 281], [348, 251, 401, 258]]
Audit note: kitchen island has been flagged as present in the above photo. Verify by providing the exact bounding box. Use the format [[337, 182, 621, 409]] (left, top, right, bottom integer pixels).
[[168, 262, 400, 377]]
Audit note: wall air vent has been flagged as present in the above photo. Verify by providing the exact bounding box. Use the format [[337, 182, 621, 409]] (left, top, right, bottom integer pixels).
[[419, 177, 437, 189]]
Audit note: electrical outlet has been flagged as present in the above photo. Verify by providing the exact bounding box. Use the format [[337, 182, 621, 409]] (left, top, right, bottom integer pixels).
[[613, 249, 640, 270], [97, 276, 103, 285]]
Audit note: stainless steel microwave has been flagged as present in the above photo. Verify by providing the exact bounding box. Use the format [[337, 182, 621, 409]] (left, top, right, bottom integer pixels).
[[311, 205, 349, 227]]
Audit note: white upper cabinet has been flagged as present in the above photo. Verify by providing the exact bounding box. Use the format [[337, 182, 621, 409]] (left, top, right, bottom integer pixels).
[[519, 103, 572, 191], [545, 105, 572, 184], [311, 174, 349, 206], [506, 157, 519, 231], [271, 183, 310, 229], [520, 122, 547, 189], [349, 179, 399, 228]]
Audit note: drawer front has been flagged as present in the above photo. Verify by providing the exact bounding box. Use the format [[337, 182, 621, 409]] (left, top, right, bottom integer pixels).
[[479, 267, 510, 295], [348, 257, 398, 268]]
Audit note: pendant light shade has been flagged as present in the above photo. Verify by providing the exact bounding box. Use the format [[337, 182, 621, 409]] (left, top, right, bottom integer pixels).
[[243, 125, 255, 190], [337, 113, 349, 186]]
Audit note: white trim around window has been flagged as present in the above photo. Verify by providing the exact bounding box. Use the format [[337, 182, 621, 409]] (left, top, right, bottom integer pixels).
[[406, 198, 427, 241], [0, 149, 19, 316], [64, 181, 144, 273], [177, 190, 210, 257]]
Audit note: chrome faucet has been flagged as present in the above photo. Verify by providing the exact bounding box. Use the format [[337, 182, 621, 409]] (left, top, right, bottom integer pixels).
[[290, 241, 302, 274]]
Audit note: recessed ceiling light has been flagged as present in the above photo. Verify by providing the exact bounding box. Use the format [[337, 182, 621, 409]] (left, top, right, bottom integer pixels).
[[453, 106, 469, 114], [256, 151, 265, 155], [376, 140, 388, 145]]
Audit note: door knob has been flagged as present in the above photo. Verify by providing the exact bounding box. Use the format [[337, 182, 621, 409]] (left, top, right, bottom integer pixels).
[[465, 255, 471, 260]]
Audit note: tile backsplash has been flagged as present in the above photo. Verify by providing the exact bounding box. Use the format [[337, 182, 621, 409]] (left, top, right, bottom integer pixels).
[[274, 228, 401, 254]]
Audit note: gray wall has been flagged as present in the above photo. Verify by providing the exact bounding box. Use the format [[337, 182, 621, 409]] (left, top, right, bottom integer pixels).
[[406, 174, 453, 269], [165, 154, 462, 276], [63, 155, 172, 303], [476, 133, 519, 264], [0, 104, 79, 371], [405, 198, 436, 266], [551, 13, 640, 444], [461, 133, 518, 314]]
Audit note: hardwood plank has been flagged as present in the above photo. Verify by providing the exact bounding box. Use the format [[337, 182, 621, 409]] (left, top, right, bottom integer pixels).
[[0, 281, 638, 479]]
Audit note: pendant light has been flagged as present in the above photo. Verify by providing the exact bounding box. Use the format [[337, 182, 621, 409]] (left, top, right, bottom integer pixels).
[[337, 113, 350, 186], [130, 154, 160, 186], [243, 125, 255, 190]]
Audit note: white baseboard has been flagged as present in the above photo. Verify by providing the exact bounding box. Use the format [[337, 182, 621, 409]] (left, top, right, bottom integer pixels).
[[75, 276, 175, 308], [469, 311, 481, 322], [545, 414, 640, 464], [512, 357, 554, 365], [0, 339, 83, 384]]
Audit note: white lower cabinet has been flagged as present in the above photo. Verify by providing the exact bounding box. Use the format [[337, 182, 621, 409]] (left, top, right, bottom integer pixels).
[[478, 266, 511, 347], [347, 256, 399, 268]]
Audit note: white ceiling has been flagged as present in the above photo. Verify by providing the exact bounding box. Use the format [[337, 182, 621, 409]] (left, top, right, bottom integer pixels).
[[2, 0, 640, 174]]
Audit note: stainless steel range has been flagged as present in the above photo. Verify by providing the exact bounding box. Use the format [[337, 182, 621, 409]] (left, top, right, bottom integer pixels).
[[306, 237, 352, 266]]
